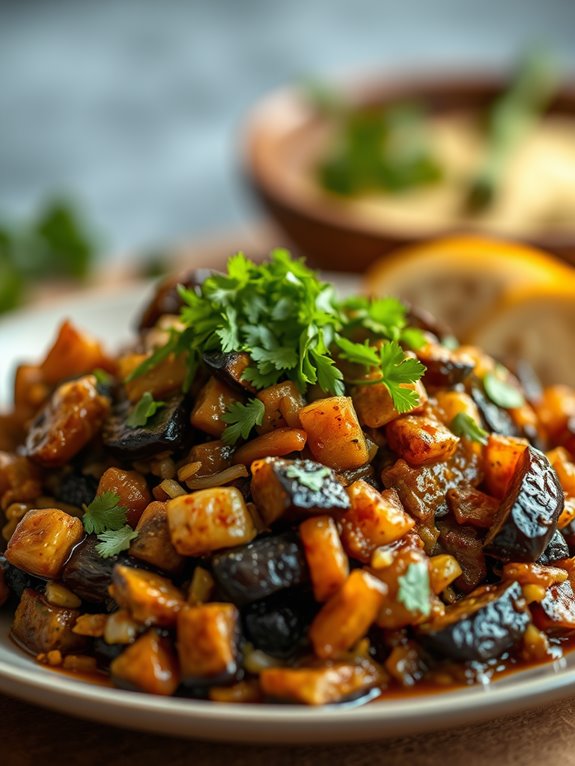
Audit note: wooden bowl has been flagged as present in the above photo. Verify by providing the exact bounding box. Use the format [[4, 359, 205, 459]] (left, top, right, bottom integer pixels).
[[242, 73, 575, 272]]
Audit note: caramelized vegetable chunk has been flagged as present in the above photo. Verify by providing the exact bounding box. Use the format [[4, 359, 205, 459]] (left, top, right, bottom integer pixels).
[[484, 434, 528, 499], [309, 570, 386, 659], [166, 487, 256, 556], [186, 440, 234, 476], [374, 546, 432, 630], [190, 377, 244, 438], [0, 452, 42, 510], [386, 414, 459, 466], [11, 588, 87, 655], [446, 484, 499, 529], [211, 532, 308, 606], [120, 352, 187, 404], [341, 481, 414, 562], [352, 377, 427, 428], [129, 501, 185, 574], [177, 603, 239, 684], [6, 508, 84, 580], [418, 344, 474, 389], [256, 381, 305, 433], [110, 564, 185, 627], [61, 536, 116, 604], [261, 660, 384, 705], [202, 351, 256, 394], [111, 629, 180, 696], [26, 376, 110, 467], [40, 320, 111, 386], [484, 447, 564, 563], [419, 581, 529, 661], [532, 579, 575, 630], [97, 467, 151, 528], [250, 457, 350, 526], [232, 427, 307, 465], [469, 380, 520, 437], [298, 396, 369, 470], [428, 555, 463, 594], [300, 516, 349, 601], [538, 529, 570, 564]]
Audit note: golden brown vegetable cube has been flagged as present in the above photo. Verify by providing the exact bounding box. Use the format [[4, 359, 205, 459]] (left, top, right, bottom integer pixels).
[[166, 487, 256, 556], [547, 447, 575, 497], [110, 629, 180, 696], [97, 467, 151, 528], [256, 381, 305, 433], [298, 396, 369, 470], [190, 377, 244, 438], [535, 385, 575, 443], [434, 390, 481, 428], [129, 501, 185, 574], [428, 555, 463, 594], [0, 452, 42, 509], [40, 320, 112, 386], [484, 434, 528, 498], [110, 564, 185, 627], [341, 481, 415, 562], [6, 508, 84, 579], [309, 569, 386, 659], [352, 375, 427, 428], [185, 440, 234, 476], [25, 376, 110, 468], [177, 603, 239, 683], [386, 414, 459, 467], [11, 588, 87, 655], [300, 516, 349, 602], [232, 427, 307, 466], [373, 545, 432, 630], [260, 660, 384, 705], [119, 352, 187, 403]]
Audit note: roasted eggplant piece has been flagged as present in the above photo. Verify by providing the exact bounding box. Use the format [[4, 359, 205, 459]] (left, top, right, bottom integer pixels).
[[137, 268, 214, 330], [439, 522, 487, 594], [419, 581, 529, 661], [211, 532, 309, 606], [537, 529, 570, 565], [202, 351, 256, 394], [250, 457, 350, 526], [103, 393, 191, 461], [446, 484, 499, 529], [1, 558, 41, 600], [129, 501, 185, 574], [243, 591, 312, 658], [11, 588, 88, 655], [469, 379, 520, 437], [62, 536, 118, 604], [484, 447, 564, 563], [55, 471, 99, 508], [417, 344, 474, 388], [532, 579, 575, 630]]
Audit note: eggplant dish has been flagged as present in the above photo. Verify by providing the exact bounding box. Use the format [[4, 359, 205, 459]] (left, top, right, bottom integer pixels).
[[1, 250, 575, 707]]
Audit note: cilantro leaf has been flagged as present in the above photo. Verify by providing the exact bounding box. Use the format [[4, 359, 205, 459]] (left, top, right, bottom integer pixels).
[[397, 561, 431, 616], [335, 337, 380, 367], [379, 341, 426, 414], [484, 370, 525, 409], [222, 398, 265, 445], [284, 463, 333, 491], [95, 525, 138, 559], [400, 326, 427, 351], [83, 491, 127, 535], [126, 391, 166, 428], [450, 412, 489, 445]]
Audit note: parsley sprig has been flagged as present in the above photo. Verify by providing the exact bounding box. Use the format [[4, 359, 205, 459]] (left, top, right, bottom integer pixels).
[[129, 250, 426, 419], [222, 399, 265, 446], [82, 491, 137, 559]]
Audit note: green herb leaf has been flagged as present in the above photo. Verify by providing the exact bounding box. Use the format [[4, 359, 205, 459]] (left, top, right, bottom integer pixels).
[[126, 391, 166, 428], [484, 371, 525, 409], [92, 368, 113, 387], [450, 412, 489, 445], [95, 525, 138, 559], [284, 463, 333, 492], [335, 337, 380, 367], [397, 561, 431, 617], [222, 398, 265, 445], [83, 491, 127, 535], [400, 327, 427, 351], [379, 341, 427, 414]]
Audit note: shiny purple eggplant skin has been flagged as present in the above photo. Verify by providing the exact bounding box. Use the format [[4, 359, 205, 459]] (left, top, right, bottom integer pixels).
[[538, 529, 569, 565], [419, 581, 529, 661], [483, 447, 564, 563]]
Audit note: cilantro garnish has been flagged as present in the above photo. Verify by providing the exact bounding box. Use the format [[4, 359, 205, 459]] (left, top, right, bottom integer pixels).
[[126, 391, 166, 428], [450, 412, 489, 445], [82, 491, 127, 535], [397, 561, 431, 617], [129, 250, 425, 414], [222, 398, 265, 445], [95, 526, 138, 559], [484, 369, 525, 409], [284, 463, 333, 492]]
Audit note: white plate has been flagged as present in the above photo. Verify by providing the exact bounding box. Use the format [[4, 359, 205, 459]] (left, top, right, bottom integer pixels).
[[1, 286, 575, 744]]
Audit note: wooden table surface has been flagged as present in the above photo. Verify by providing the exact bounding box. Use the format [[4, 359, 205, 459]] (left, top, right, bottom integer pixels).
[[2, 689, 575, 766]]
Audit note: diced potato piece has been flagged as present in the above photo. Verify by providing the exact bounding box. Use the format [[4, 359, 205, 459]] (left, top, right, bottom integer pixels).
[[40, 320, 112, 385], [484, 434, 529, 498], [97, 467, 151, 527], [110, 629, 180, 696], [256, 381, 305, 433], [547, 447, 575, 497], [177, 603, 239, 683], [373, 546, 432, 630], [0, 452, 42, 510], [232, 427, 307, 465], [429, 555, 463, 594], [45, 582, 81, 608], [260, 660, 384, 705], [352, 376, 428, 428], [299, 396, 369, 470], [72, 613, 107, 637], [386, 414, 459, 467], [11, 588, 87, 655], [341, 481, 415, 562], [300, 516, 349, 602], [129, 501, 185, 574], [185, 440, 234, 476], [6, 508, 84, 579], [190, 377, 244, 437], [25, 376, 110, 468], [309, 570, 386, 659], [535, 385, 575, 443], [110, 564, 185, 627], [166, 487, 257, 556], [434, 390, 481, 428], [104, 608, 141, 644], [119, 352, 187, 403]]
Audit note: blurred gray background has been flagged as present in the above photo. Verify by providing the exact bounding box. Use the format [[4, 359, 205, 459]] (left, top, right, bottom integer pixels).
[[1, 0, 575, 261]]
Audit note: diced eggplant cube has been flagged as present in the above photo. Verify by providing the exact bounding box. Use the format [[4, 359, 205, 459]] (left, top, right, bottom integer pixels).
[[177, 603, 239, 685], [129, 502, 185, 574], [243, 591, 312, 658], [251, 457, 350, 526], [11, 588, 87, 655], [538, 529, 570, 565], [211, 532, 309, 606], [62, 536, 117, 604], [202, 351, 256, 394]]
